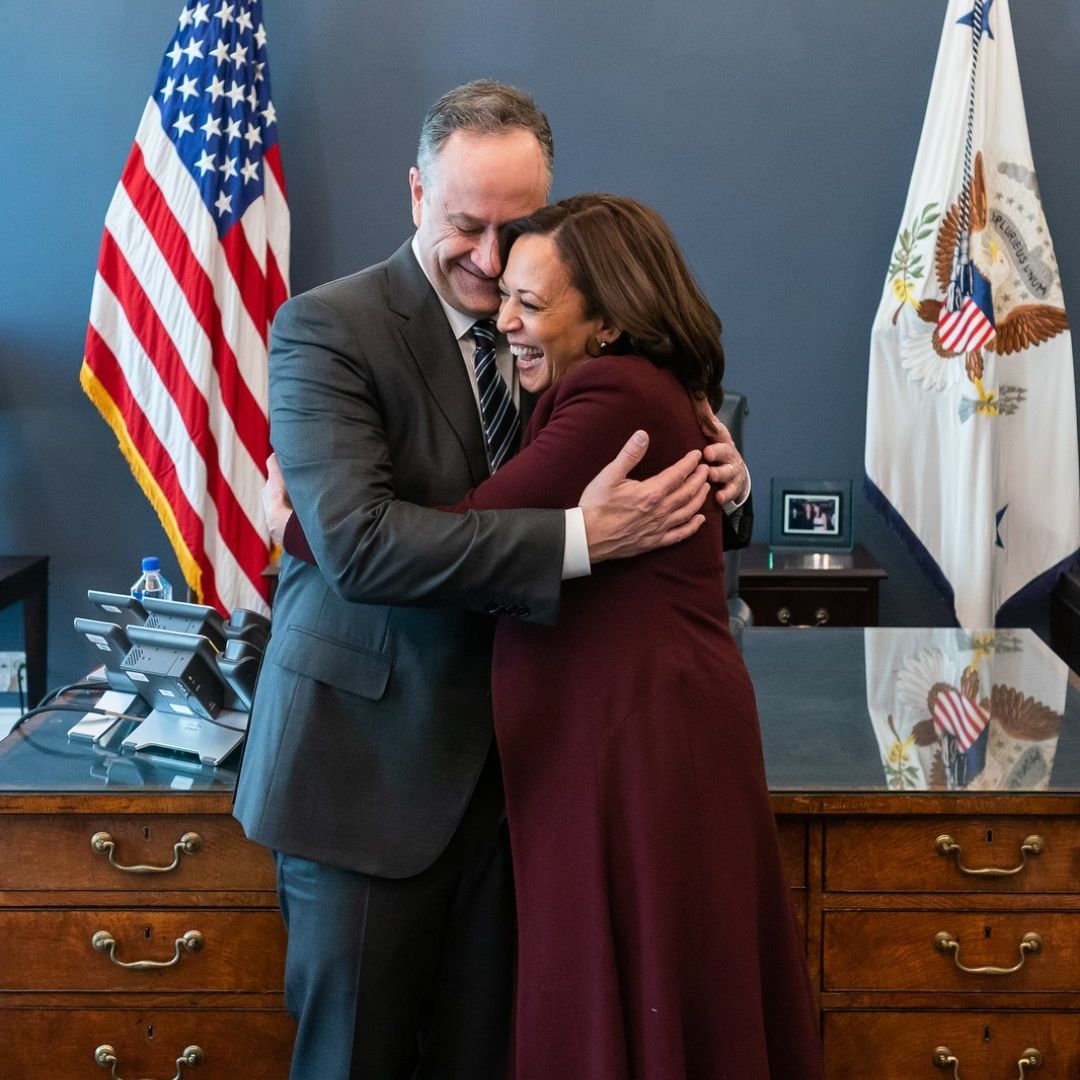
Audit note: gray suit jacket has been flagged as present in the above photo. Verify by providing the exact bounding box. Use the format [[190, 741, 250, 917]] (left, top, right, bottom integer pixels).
[[234, 240, 565, 878]]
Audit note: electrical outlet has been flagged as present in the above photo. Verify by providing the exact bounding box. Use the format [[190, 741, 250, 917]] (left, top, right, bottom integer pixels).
[[0, 652, 27, 694]]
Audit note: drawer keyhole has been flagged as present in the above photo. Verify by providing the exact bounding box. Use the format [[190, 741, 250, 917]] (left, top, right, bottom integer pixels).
[[144, 826, 152, 841], [983, 1025, 991, 1042], [986, 828, 993, 843], [146, 1024, 154, 1040], [984, 925, 992, 939], [144, 925, 153, 939]]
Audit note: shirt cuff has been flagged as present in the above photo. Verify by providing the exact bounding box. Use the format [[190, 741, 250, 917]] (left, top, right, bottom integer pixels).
[[723, 469, 751, 515], [562, 507, 591, 579]]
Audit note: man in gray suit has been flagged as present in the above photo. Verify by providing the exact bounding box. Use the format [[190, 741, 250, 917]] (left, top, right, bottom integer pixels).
[[235, 81, 751, 1080]]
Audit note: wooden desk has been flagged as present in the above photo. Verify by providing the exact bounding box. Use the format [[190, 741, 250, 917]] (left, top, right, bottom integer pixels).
[[2, 628, 1077, 1077], [0, 702, 293, 1078], [0, 556, 48, 706], [738, 542, 886, 626], [745, 626, 1080, 1078]]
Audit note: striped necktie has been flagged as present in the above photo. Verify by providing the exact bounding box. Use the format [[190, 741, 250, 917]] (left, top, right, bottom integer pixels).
[[469, 319, 520, 472]]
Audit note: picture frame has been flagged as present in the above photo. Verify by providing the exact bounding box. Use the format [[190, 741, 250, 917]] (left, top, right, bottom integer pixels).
[[769, 478, 853, 551]]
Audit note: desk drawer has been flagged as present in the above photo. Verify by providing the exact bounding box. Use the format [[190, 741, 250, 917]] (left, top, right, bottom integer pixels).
[[0, 909, 286, 991], [0, 814, 274, 894], [824, 1010, 1080, 1080], [824, 911, 1076, 992], [826, 817, 1080, 893], [0, 1007, 294, 1079], [741, 585, 874, 627]]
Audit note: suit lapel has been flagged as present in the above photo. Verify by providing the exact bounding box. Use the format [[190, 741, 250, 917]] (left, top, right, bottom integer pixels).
[[385, 241, 490, 484]]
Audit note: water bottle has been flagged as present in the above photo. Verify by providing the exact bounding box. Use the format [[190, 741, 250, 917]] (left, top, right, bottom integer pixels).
[[131, 556, 173, 602]]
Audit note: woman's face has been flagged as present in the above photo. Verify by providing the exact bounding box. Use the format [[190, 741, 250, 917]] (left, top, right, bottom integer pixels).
[[496, 233, 610, 394]]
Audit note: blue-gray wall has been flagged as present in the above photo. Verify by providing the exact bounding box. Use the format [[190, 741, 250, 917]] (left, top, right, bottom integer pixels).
[[3, 1, 1079, 690]]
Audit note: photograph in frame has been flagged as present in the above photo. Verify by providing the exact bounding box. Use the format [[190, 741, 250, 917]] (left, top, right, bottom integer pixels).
[[770, 479, 853, 551]]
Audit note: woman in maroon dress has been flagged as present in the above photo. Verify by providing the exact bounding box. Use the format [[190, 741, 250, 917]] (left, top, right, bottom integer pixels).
[[278, 194, 822, 1078], [441, 195, 822, 1079]]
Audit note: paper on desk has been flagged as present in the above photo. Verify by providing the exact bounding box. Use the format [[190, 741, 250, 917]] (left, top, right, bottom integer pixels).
[[0, 708, 22, 740]]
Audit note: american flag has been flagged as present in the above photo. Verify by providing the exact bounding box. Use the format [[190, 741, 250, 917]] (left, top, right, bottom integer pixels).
[[932, 688, 989, 751], [82, 1, 289, 615]]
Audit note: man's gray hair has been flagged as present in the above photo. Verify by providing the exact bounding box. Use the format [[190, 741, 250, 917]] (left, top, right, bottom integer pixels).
[[417, 80, 554, 188]]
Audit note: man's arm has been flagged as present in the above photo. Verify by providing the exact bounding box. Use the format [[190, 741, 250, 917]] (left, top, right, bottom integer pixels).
[[270, 292, 710, 620]]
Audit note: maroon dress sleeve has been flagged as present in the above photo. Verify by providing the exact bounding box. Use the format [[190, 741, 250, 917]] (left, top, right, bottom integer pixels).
[[283, 507, 318, 565], [444, 356, 688, 513]]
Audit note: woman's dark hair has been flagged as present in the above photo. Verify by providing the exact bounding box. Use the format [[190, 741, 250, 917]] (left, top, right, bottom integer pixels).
[[498, 194, 724, 406]]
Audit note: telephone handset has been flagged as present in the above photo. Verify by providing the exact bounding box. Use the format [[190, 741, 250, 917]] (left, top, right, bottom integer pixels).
[[86, 591, 271, 653]]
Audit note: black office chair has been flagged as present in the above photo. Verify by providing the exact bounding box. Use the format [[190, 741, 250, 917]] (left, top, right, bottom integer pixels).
[[715, 391, 752, 632]]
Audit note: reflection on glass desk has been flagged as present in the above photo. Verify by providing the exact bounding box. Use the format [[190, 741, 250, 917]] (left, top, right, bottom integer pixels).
[[741, 626, 1080, 795], [0, 689, 239, 794]]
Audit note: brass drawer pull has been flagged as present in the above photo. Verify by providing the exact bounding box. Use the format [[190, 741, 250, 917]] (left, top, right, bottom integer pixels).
[[95, 1044, 204, 1079], [935, 834, 1044, 877], [933, 930, 1042, 975], [91, 929, 204, 970], [774, 606, 830, 626], [933, 1044, 1043, 1078], [90, 830, 202, 874]]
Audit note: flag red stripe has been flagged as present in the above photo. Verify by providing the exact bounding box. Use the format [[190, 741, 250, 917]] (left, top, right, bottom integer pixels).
[[264, 143, 287, 197], [120, 145, 270, 465], [221, 220, 269, 345], [95, 234, 272, 593], [266, 247, 288, 323], [84, 325, 225, 613]]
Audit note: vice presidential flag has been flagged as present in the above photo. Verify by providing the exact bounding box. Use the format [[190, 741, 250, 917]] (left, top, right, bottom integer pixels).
[[865, 0, 1079, 628], [82, 1, 289, 615]]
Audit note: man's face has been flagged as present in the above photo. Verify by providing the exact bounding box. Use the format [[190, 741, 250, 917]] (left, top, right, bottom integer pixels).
[[410, 129, 549, 319]]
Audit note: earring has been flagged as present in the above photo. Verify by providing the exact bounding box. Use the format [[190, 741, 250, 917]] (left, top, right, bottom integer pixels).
[[585, 336, 604, 357]]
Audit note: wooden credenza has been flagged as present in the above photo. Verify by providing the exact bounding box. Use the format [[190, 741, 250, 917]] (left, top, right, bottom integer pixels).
[[738, 543, 887, 627], [0, 715, 294, 1079], [3, 626, 1078, 1078], [776, 801, 1080, 1079], [748, 626, 1080, 1080]]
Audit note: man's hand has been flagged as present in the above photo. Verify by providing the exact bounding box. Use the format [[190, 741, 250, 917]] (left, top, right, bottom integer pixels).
[[691, 395, 749, 507], [579, 431, 710, 562], [262, 453, 293, 547]]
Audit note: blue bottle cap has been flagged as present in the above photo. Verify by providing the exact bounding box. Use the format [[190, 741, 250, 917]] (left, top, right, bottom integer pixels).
[[141, 556, 160, 571]]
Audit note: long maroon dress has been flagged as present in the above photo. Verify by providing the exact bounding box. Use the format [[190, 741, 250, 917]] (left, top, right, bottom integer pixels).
[[448, 355, 823, 1079]]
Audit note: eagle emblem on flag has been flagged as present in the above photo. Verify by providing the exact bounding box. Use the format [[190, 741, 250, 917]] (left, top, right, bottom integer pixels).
[[894, 151, 1068, 400]]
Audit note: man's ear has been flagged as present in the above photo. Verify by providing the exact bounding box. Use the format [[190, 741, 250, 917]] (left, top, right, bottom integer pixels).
[[409, 167, 424, 229]]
